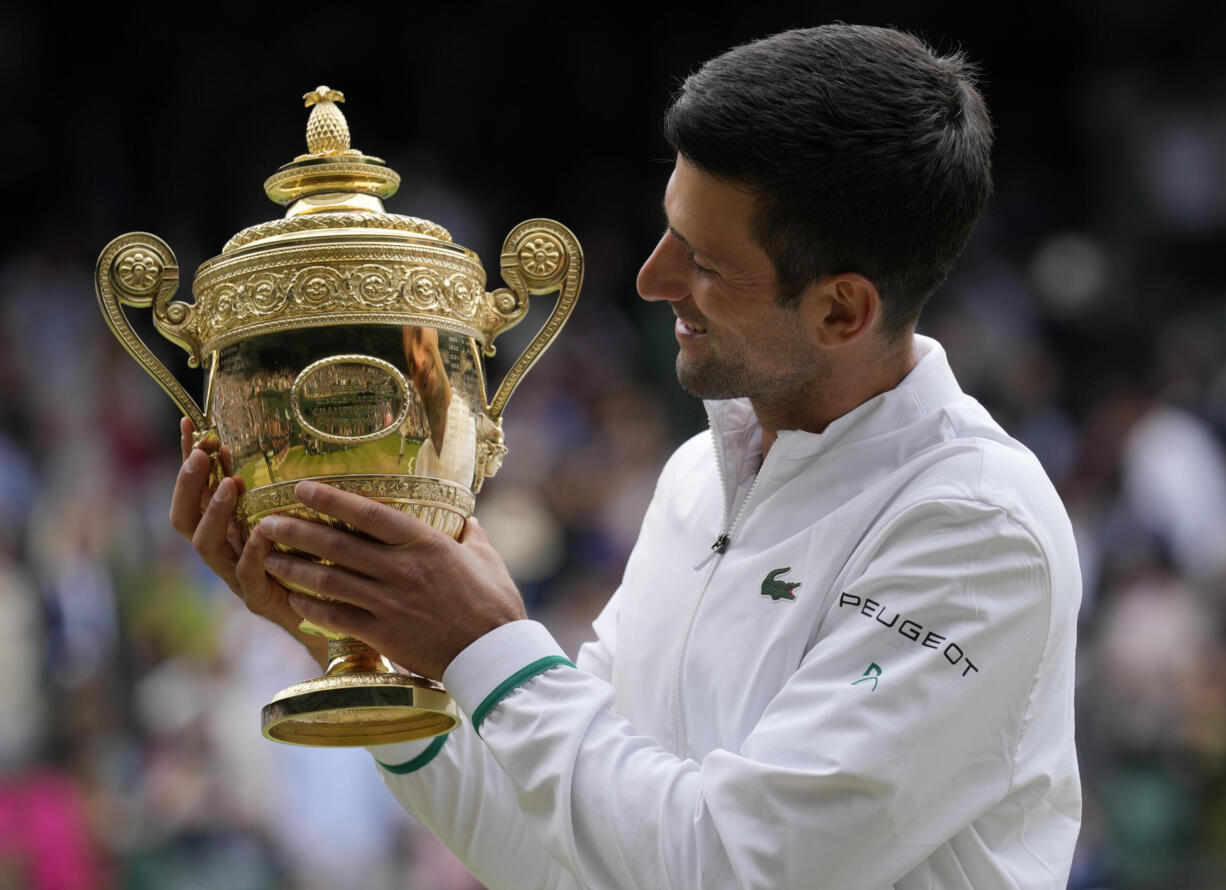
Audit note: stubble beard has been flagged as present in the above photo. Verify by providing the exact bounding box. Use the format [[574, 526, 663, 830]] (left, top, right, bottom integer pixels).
[[675, 348, 752, 401], [674, 335, 829, 410]]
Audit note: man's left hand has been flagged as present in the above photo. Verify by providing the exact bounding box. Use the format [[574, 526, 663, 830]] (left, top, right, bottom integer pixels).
[[254, 480, 527, 680]]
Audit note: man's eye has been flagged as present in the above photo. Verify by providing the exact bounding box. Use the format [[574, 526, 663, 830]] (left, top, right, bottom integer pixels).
[[688, 255, 715, 276]]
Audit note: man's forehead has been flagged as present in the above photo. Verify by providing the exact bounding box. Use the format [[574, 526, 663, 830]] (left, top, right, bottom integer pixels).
[[662, 158, 759, 254]]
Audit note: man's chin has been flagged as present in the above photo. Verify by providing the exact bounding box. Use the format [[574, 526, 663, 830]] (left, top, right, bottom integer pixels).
[[675, 356, 742, 400]]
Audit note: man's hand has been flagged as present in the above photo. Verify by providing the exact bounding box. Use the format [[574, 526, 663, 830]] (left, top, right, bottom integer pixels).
[[169, 417, 327, 666], [253, 480, 527, 681]]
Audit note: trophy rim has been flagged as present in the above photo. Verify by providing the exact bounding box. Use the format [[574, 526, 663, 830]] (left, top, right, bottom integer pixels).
[[188, 232, 494, 354], [222, 215, 458, 255]]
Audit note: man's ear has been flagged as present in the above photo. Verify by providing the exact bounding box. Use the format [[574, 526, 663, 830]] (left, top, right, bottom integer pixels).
[[801, 274, 881, 348]]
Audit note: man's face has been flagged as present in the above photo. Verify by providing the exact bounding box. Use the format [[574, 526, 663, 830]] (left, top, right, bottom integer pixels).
[[403, 325, 444, 398], [636, 155, 825, 404]]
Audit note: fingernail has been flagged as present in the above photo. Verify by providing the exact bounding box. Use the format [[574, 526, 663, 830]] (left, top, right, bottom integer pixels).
[[259, 516, 284, 537], [296, 480, 318, 499], [213, 477, 233, 502]]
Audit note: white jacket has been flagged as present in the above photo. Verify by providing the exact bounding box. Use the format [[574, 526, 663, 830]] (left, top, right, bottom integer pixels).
[[370, 336, 1082, 889]]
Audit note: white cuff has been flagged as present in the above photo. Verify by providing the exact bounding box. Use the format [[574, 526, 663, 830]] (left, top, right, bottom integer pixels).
[[442, 619, 572, 733]]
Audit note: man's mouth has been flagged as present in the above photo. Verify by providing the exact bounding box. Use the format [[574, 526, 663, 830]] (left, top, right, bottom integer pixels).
[[675, 317, 709, 335]]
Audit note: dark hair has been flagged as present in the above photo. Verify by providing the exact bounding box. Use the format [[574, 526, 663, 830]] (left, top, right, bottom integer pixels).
[[663, 25, 994, 335]]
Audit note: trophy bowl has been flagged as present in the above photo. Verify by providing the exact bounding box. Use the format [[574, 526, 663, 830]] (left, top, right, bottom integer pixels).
[[95, 87, 583, 747]]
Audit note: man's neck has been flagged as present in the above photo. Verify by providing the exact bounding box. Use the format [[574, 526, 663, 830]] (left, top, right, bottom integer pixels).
[[755, 334, 918, 457]]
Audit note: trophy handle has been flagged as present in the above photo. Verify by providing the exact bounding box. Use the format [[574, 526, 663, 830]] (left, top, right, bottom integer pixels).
[[483, 219, 583, 420], [95, 233, 208, 430]]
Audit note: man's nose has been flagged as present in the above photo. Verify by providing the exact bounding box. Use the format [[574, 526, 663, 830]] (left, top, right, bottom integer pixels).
[[636, 233, 688, 303]]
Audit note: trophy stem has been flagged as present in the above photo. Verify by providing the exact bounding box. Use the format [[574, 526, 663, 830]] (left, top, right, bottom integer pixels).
[[325, 638, 395, 675]]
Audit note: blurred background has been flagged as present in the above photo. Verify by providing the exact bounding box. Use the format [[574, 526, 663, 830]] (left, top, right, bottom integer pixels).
[[3, 2, 1226, 887]]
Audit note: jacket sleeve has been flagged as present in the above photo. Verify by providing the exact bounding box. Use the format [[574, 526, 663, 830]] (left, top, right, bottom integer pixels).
[[368, 596, 620, 890], [441, 499, 1063, 890], [370, 721, 575, 890]]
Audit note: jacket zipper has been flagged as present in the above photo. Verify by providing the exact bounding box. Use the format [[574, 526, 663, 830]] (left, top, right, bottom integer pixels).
[[694, 419, 767, 570], [675, 419, 773, 750], [693, 469, 766, 571]]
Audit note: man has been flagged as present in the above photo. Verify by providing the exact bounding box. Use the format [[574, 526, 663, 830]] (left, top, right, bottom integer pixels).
[[172, 25, 1081, 889]]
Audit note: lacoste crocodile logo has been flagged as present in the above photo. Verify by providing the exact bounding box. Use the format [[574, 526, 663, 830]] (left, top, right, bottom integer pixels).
[[761, 567, 801, 602]]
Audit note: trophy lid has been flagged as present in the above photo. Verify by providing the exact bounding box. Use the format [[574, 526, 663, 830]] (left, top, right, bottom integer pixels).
[[222, 87, 453, 253], [174, 88, 517, 361]]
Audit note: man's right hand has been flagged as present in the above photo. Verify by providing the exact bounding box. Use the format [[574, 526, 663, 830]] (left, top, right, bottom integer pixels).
[[169, 417, 328, 667]]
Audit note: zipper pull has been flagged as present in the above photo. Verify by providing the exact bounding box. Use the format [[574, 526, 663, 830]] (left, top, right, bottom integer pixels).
[[693, 532, 730, 571]]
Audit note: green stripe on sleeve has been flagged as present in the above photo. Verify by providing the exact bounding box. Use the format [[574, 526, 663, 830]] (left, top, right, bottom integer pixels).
[[473, 655, 575, 735], [376, 733, 449, 775]]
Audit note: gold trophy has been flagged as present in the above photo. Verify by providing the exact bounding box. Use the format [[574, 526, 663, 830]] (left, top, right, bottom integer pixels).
[[95, 87, 582, 747]]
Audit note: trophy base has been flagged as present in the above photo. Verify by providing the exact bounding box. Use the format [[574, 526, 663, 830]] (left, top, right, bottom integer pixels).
[[262, 672, 459, 747]]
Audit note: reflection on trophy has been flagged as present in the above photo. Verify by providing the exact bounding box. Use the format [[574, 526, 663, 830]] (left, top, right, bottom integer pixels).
[[94, 86, 583, 746]]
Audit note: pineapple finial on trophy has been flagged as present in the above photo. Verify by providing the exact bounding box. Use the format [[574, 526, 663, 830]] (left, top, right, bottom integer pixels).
[[298, 85, 361, 160], [270, 86, 399, 211]]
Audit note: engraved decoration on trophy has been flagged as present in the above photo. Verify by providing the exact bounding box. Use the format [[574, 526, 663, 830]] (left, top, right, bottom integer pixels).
[[95, 87, 583, 747]]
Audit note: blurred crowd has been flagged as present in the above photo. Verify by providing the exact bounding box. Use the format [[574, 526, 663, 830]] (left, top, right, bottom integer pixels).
[[4, 4, 1226, 889]]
